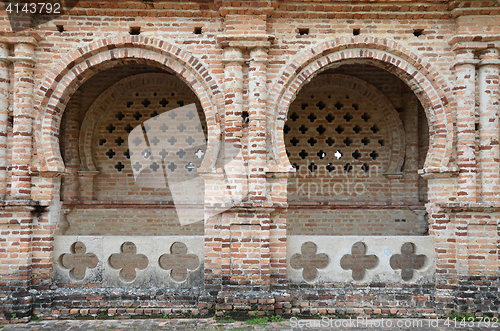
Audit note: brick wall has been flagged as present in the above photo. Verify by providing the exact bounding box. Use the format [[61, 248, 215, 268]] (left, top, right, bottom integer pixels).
[[0, 0, 499, 322]]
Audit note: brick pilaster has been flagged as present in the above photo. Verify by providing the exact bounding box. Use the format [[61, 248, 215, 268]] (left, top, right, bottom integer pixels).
[[454, 50, 478, 202], [248, 48, 268, 204], [478, 48, 500, 202], [0, 43, 9, 200], [10, 43, 35, 200]]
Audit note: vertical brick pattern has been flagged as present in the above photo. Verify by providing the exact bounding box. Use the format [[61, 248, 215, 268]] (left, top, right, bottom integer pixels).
[[248, 48, 268, 203], [10, 43, 35, 199], [455, 52, 478, 202], [0, 42, 9, 199], [478, 49, 500, 202]]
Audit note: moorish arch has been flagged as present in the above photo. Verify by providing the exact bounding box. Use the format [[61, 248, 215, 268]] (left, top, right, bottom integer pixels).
[[267, 36, 454, 173], [33, 35, 223, 173]]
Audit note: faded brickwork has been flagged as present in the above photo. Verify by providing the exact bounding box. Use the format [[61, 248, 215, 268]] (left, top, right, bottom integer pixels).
[[0, 0, 499, 323]]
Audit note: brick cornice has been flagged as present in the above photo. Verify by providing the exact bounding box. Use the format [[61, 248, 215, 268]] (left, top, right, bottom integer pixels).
[[217, 34, 275, 50]]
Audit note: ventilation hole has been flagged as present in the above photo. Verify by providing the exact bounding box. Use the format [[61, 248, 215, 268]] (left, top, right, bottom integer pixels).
[[194, 26, 202, 34], [284, 124, 291, 134], [316, 101, 326, 110], [334, 150, 343, 159], [327, 95, 332, 99], [353, 125, 362, 134], [298, 28, 309, 35], [136, 93, 139, 97], [290, 137, 299, 146], [378, 139, 385, 146], [149, 162, 160, 172], [115, 112, 125, 121], [335, 125, 344, 134], [133, 112, 143, 121], [150, 110, 159, 118], [242, 111, 249, 124], [316, 125, 326, 135], [307, 113, 317, 122], [361, 113, 370, 122], [307, 137, 318, 146], [132, 162, 142, 172], [317, 150, 326, 159], [343, 137, 353, 146], [114, 137, 124, 146], [124, 124, 133, 133], [301, 103, 309, 110], [326, 163, 335, 172], [334, 101, 344, 110], [144, 123, 151, 132], [352, 103, 359, 111], [310, 95, 314, 99], [115, 162, 125, 172], [345, 95, 350, 99], [153, 92, 157, 96], [290, 112, 299, 121], [292, 163, 300, 170], [344, 163, 353, 173], [299, 149, 308, 159], [475, 123, 479, 131], [299, 124, 308, 134], [352, 150, 361, 160], [129, 26, 141, 35], [106, 124, 116, 133], [167, 162, 177, 172], [326, 137, 335, 146], [159, 98, 168, 107], [308, 162, 317, 173], [370, 125, 380, 133], [286, 150, 290, 157], [56, 25, 64, 33], [106, 149, 116, 159], [413, 29, 424, 37], [326, 113, 335, 123], [126, 101, 133, 108], [370, 150, 379, 160], [361, 137, 370, 146], [361, 163, 369, 173], [99, 139, 107, 146], [353, 28, 360, 35], [124, 150, 130, 159], [343, 112, 353, 122], [177, 100, 184, 107], [171, 92, 175, 97], [141, 98, 151, 108]]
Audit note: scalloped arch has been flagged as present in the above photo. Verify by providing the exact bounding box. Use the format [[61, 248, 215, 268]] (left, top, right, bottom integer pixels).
[[267, 36, 453, 172], [34, 35, 222, 171]]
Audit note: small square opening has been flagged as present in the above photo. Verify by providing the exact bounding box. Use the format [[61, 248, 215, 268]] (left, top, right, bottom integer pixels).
[[194, 27, 202, 35], [129, 27, 141, 35], [298, 28, 309, 36], [56, 25, 64, 33], [353, 28, 360, 36]]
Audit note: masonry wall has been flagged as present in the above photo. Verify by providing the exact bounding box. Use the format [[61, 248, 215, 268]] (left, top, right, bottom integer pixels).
[[0, 0, 499, 323]]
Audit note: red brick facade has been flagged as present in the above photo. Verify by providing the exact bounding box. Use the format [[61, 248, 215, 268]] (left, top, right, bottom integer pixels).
[[0, 0, 500, 323]]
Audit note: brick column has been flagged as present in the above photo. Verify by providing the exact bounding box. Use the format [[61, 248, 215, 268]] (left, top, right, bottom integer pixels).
[[222, 47, 246, 204], [10, 43, 35, 199], [61, 91, 81, 201], [454, 50, 478, 202], [0, 43, 9, 200], [478, 48, 500, 202], [403, 92, 419, 202], [248, 48, 268, 204]]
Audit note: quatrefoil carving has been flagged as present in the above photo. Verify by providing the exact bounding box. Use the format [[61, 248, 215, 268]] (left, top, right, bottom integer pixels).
[[109, 242, 148, 282], [60, 241, 98, 281], [159, 242, 199, 282]]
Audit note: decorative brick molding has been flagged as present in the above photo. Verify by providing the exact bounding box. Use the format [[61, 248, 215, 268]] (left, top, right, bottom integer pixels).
[[33, 35, 223, 173], [267, 36, 454, 173]]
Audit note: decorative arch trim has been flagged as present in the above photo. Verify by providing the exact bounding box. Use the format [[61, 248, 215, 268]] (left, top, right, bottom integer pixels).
[[34, 35, 222, 172], [267, 36, 453, 172]]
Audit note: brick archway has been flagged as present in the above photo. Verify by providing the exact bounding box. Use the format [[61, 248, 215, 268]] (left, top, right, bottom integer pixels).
[[34, 35, 223, 172], [268, 36, 453, 172]]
